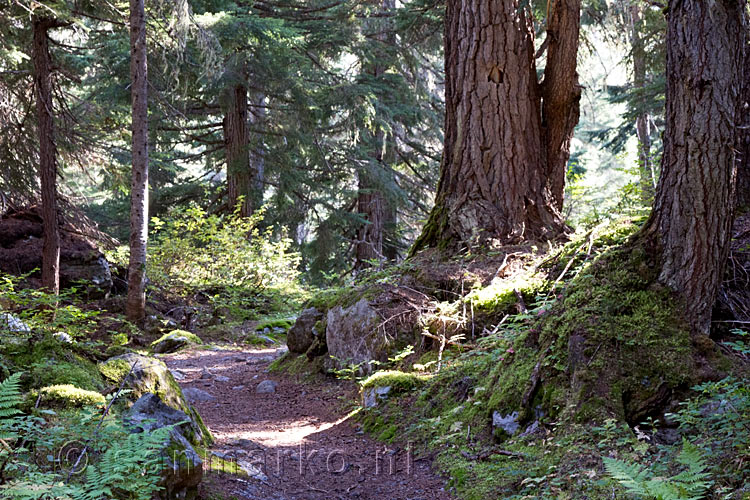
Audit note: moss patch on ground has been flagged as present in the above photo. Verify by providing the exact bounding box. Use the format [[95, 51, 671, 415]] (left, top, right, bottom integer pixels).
[[360, 370, 428, 391], [34, 384, 106, 408]]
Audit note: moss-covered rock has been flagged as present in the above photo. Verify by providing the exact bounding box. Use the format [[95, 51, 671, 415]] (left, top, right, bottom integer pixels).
[[151, 330, 202, 354], [488, 243, 712, 426], [98, 353, 212, 446], [34, 384, 106, 408]]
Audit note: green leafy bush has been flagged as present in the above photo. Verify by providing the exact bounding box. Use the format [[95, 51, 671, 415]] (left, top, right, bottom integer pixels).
[[147, 205, 304, 319]]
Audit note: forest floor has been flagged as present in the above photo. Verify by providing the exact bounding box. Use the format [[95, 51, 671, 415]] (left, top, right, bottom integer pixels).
[[162, 345, 451, 500]]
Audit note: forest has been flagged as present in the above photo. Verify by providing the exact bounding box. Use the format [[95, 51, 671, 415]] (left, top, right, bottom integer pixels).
[[0, 0, 748, 499]]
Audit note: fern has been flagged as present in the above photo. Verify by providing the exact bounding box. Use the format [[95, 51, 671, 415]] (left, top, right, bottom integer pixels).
[[0, 372, 24, 441], [604, 439, 712, 500]]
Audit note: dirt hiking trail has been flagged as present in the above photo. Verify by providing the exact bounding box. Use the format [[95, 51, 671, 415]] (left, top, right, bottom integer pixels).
[[163, 346, 451, 500]]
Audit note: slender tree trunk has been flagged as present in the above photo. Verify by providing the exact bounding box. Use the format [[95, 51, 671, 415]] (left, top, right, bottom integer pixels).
[[638, 0, 745, 336], [250, 93, 266, 208], [126, 0, 149, 324], [224, 82, 254, 217], [630, 1, 655, 203], [354, 0, 394, 270], [737, 37, 750, 212], [413, 0, 580, 251], [33, 18, 60, 295], [32, 18, 60, 294]]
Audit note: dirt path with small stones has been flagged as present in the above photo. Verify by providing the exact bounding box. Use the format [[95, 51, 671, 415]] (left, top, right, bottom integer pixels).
[[163, 346, 451, 500]]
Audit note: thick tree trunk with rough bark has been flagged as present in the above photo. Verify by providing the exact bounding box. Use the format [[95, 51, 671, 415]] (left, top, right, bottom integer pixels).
[[32, 18, 61, 294], [224, 82, 255, 217], [413, 0, 580, 251], [126, 0, 149, 324], [737, 39, 750, 212], [630, 2, 655, 203], [638, 0, 745, 336]]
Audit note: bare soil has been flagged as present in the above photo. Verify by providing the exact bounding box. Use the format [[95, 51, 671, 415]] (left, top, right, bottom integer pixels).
[[163, 346, 451, 500]]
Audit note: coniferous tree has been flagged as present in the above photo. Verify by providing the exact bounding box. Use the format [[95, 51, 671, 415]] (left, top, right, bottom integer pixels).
[[32, 16, 64, 294], [413, 0, 581, 251], [637, 0, 746, 336], [126, 0, 149, 323]]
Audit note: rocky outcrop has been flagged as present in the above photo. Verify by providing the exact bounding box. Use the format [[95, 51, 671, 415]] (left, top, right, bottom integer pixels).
[[125, 394, 203, 500], [0, 206, 112, 296], [286, 307, 323, 354], [98, 353, 212, 446], [324, 299, 384, 374]]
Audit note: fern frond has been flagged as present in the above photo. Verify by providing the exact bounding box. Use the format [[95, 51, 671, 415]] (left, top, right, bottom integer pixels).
[[603, 456, 651, 496]]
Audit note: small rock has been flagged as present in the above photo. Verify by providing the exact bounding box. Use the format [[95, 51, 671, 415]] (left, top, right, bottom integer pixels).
[[200, 368, 213, 380], [256, 380, 278, 394], [520, 420, 540, 437], [169, 369, 187, 381], [238, 460, 268, 482], [182, 387, 216, 403], [214, 375, 230, 383], [232, 385, 245, 390], [0, 312, 30, 333], [362, 385, 391, 408], [233, 356, 245, 363], [53, 331, 73, 343], [492, 410, 520, 436]]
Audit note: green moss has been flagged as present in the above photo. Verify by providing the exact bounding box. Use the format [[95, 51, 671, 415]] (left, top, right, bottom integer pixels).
[[360, 370, 428, 391], [150, 330, 202, 350], [467, 274, 545, 317], [98, 357, 131, 382], [254, 318, 293, 332], [29, 357, 103, 392], [35, 384, 106, 407], [486, 243, 697, 425]]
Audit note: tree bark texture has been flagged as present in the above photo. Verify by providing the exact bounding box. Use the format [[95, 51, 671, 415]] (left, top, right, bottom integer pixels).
[[414, 0, 580, 251], [32, 17, 61, 294], [542, 0, 583, 210], [126, 0, 149, 324], [638, 0, 746, 336], [630, 1, 655, 203], [737, 36, 750, 212], [224, 81, 255, 218]]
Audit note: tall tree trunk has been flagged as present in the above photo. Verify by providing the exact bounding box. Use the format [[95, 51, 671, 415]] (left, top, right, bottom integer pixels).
[[638, 0, 745, 336], [224, 82, 256, 218], [250, 92, 266, 207], [413, 0, 580, 251], [737, 36, 750, 212], [32, 18, 60, 294], [126, 0, 149, 324], [630, 1, 655, 203]]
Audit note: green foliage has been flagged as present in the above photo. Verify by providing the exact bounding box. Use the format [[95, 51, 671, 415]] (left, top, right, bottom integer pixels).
[[0, 371, 171, 500], [604, 440, 712, 500], [147, 206, 305, 319]]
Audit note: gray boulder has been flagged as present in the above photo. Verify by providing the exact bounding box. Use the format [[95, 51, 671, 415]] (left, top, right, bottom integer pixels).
[[125, 394, 203, 500], [324, 299, 384, 375], [287, 307, 323, 354], [61, 255, 112, 298]]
